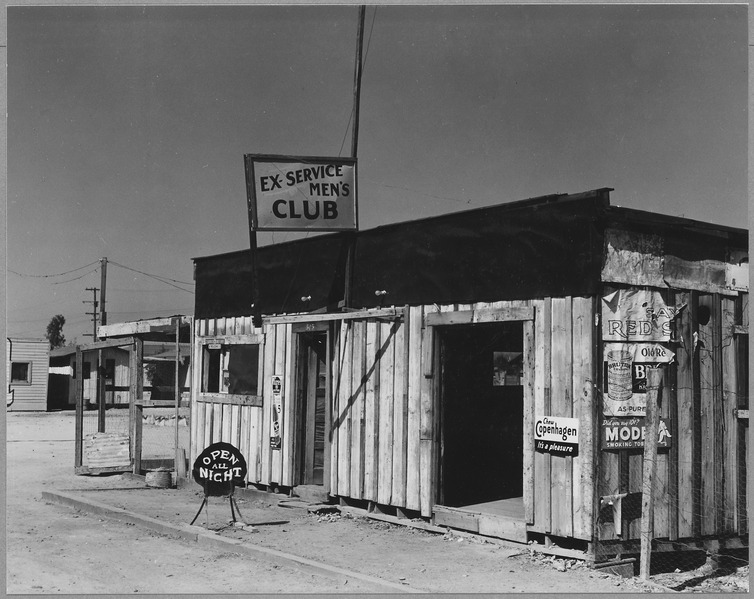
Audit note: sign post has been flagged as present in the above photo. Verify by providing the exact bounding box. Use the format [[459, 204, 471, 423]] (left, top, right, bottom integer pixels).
[[639, 367, 663, 580], [243, 7, 364, 313], [190, 442, 248, 528]]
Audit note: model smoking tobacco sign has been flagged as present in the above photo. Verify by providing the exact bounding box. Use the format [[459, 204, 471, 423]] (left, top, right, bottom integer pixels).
[[245, 154, 357, 232], [602, 417, 672, 450], [534, 416, 579, 457]]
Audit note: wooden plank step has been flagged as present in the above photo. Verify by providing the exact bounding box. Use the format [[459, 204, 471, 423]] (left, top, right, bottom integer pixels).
[[432, 505, 480, 533], [478, 513, 528, 543], [432, 505, 528, 543]]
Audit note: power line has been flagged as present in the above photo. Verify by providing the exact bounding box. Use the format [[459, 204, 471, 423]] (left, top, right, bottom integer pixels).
[[108, 260, 194, 293], [52, 266, 101, 285], [361, 177, 473, 206], [109, 308, 193, 316], [8, 261, 100, 278], [109, 288, 184, 293]]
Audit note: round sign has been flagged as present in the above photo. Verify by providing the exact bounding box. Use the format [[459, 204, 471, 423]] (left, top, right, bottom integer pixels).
[[192, 442, 247, 495]]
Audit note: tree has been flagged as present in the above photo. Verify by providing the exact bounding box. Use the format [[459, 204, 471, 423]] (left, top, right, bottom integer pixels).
[[46, 314, 66, 349]]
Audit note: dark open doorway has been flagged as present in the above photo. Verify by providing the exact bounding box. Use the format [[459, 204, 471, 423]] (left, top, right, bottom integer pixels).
[[439, 322, 524, 507], [295, 331, 328, 486]]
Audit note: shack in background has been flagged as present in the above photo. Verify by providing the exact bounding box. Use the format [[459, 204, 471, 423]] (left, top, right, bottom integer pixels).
[[7, 338, 50, 411]]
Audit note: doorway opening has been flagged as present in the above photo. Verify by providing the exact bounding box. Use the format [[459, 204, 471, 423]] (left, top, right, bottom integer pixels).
[[439, 322, 524, 510], [295, 331, 328, 486]]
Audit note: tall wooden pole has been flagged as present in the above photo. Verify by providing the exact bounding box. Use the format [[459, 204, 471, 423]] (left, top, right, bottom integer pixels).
[[174, 318, 182, 479], [343, 6, 366, 309], [244, 155, 263, 328], [350, 6, 366, 159], [640, 367, 663, 580], [99, 257, 108, 331]]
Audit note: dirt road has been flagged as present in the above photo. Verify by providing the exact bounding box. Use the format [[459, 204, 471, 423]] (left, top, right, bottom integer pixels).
[[6, 411, 669, 594], [6, 412, 377, 594]]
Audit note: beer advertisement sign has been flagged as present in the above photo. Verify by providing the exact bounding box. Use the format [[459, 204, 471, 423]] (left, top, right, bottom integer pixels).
[[601, 288, 680, 342], [603, 342, 674, 417], [534, 416, 579, 457], [245, 154, 357, 232]]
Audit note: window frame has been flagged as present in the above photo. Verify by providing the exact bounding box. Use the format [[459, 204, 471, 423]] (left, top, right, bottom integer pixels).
[[10, 361, 32, 385], [199, 334, 264, 407]]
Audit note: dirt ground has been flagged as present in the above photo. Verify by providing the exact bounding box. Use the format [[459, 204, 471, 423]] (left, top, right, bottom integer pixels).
[[5, 411, 749, 594]]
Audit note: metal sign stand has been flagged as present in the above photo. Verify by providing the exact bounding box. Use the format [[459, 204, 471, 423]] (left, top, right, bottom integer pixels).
[[190, 480, 246, 528]]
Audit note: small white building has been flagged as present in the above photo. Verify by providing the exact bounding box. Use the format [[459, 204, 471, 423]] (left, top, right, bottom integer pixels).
[[7, 338, 50, 411]]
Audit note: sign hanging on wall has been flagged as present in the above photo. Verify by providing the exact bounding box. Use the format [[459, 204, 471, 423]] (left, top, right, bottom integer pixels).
[[270, 375, 283, 450], [603, 343, 674, 417], [601, 416, 672, 450], [601, 288, 681, 343], [245, 154, 357, 232], [534, 416, 579, 457]]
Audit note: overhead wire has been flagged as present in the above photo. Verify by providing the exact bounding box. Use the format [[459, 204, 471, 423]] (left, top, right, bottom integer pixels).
[[108, 260, 194, 294], [9, 261, 100, 278], [51, 265, 101, 285]]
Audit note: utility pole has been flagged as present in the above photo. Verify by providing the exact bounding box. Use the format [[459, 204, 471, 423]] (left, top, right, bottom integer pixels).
[[342, 5, 366, 310], [99, 257, 108, 332], [83, 287, 99, 338]]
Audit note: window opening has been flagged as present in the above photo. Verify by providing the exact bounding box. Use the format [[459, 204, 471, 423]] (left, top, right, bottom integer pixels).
[[202, 344, 260, 395], [10, 362, 31, 384]]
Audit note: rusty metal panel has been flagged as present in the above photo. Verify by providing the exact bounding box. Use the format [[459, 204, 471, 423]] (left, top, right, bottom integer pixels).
[[601, 229, 665, 287], [663, 255, 733, 295]]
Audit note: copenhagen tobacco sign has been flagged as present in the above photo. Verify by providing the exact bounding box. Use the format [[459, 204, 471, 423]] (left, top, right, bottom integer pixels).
[[534, 416, 579, 457]]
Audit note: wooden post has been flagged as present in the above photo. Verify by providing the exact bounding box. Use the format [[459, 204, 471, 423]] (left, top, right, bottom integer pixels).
[[75, 347, 84, 469], [640, 367, 663, 580], [174, 318, 181, 478], [99, 257, 108, 329], [97, 350, 106, 433], [130, 338, 144, 475], [342, 5, 366, 309], [243, 154, 263, 327]]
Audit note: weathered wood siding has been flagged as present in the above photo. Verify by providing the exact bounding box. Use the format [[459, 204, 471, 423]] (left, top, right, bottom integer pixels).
[[528, 297, 597, 540], [191, 298, 599, 538], [328, 298, 596, 530], [597, 290, 749, 542], [190, 316, 266, 485]]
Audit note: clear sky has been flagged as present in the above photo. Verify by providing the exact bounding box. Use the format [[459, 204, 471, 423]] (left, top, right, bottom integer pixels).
[[7, 3, 748, 344]]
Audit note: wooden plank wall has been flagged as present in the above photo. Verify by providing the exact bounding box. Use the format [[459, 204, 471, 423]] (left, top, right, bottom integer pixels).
[[332, 314, 414, 509], [596, 290, 748, 543], [189, 316, 267, 488], [528, 297, 596, 541], [191, 298, 599, 538], [327, 298, 595, 530]]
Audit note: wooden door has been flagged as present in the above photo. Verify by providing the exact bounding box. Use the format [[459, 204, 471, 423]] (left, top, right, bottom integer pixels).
[[295, 331, 328, 486]]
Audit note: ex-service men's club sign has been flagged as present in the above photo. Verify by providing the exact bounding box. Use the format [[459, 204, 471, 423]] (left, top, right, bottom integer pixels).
[[245, 154, 357, 232]]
